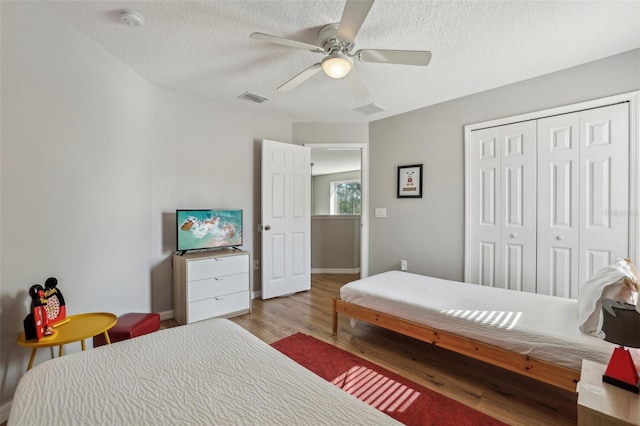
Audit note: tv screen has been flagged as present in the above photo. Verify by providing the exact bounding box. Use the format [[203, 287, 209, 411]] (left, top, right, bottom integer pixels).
[[176, 209, 243, 252]]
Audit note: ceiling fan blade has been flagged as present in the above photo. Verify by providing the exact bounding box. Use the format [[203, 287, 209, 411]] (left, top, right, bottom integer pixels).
[[337, 0, 375, 45], [343, 68, 370, 101], [277, 63, 323, 91], [250, 32, 324, 53], [357, 49, 432, 66]]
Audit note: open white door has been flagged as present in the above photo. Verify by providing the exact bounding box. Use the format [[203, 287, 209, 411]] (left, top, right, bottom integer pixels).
[[261, 139, 311, 299]]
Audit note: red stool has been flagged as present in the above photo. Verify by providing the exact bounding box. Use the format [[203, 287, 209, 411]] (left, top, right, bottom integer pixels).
[[93, 312, 160, 347]]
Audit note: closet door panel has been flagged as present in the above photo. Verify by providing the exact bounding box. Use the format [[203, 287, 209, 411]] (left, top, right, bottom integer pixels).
[[500, 122, 537, 292], [504, 243, 523, 290], [469, 128, 501, 286], [480, 242, 497, 286], [537, 113, 580, 297], [579, 103, 629, 291], [550, 247, 572, 297], [586, 249, 612, 280]]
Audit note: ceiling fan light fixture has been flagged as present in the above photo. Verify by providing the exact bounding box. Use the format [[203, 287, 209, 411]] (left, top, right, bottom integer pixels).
[[321, 54, 353, 79]]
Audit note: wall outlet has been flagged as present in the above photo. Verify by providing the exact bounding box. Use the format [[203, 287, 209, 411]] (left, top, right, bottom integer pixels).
[[374, 208, 387, 218], [400, 260, 407, 271]]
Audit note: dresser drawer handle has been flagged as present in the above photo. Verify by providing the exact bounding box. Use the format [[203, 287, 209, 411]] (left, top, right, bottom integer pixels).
[[214, 258, 225, 261], [215, 277, 224, 281], [215, 296, 225, 300]]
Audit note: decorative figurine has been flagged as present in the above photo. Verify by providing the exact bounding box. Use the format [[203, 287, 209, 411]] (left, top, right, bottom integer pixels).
[[23, 277, 66, 341]]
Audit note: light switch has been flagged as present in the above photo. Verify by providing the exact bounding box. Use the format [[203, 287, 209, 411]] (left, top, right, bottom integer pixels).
[[374, 208, 387, 218]]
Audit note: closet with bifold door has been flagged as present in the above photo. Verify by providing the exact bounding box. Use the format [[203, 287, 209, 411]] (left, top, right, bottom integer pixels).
[[466, 98, 632, 299]]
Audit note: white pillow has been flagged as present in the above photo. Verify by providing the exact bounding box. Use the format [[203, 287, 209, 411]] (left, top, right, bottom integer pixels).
[[578, 258, 639, 337]]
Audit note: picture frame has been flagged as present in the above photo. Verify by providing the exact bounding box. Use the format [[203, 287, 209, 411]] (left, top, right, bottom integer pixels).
[[397, 164, 423, 198]]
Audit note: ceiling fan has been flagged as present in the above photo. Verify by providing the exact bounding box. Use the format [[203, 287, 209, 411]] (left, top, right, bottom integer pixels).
[[249, 0, 432, 100]]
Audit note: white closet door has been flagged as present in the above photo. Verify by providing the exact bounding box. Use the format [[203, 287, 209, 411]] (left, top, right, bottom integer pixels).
[[579, 103, 629, 290], [467, 96, 634, 298], [537, 113, 580, 297], [500, 121, 537, 292], [468, 127, 501, 287], [468, 122, 537, 290], [537, 103, 629, 298]]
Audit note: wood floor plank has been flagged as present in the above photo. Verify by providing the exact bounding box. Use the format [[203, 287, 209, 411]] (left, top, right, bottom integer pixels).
[[163, 273, 577, 425]]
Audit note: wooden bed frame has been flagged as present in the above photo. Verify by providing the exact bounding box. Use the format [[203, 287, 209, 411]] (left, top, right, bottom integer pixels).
[[332, 298, 580, 393]]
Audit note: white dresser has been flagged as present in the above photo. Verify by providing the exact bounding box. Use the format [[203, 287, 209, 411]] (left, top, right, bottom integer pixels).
[[173, 249, 251, 325]]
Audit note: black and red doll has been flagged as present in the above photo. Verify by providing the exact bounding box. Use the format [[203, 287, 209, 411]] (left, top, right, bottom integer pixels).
[[23, 277, 66, 341]]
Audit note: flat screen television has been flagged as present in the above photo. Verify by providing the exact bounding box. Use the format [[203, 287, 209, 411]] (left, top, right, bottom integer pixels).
[[176, 209, 243, 253]]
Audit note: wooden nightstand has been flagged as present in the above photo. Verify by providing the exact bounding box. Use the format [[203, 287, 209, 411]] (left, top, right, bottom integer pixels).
[[578, 359, 640, 425]]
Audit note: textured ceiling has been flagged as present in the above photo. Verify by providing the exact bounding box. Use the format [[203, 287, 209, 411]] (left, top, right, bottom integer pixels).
[[47, 0, 640, 123]]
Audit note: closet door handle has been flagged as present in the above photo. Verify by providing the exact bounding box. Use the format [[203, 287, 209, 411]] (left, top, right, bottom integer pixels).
[[556, 235, 565, 240], [510, 233, 517, 238]]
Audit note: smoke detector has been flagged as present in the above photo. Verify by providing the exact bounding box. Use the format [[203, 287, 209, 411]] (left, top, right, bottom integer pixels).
[[120, 10, 145, 28]]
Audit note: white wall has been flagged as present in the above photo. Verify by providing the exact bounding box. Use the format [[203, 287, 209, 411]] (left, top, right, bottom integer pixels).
[[293, 122, 368, 145], [0, 1, 291, 412], [150, 88, 291, 309], [1, 0, 154, 407], [368, 48, 640, 279]]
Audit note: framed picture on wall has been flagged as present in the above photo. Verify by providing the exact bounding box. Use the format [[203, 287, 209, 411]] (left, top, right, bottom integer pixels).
[[397, 164, 423, 198]]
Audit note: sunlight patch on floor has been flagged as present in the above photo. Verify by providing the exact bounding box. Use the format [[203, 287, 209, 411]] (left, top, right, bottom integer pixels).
[[331, 366, 420, 413]]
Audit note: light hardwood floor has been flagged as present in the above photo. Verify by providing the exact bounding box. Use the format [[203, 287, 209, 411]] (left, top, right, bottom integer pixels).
[[162, 273, 577, 426]]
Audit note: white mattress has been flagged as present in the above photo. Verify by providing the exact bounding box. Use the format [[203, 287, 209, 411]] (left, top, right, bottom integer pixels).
[[8, 319, 399, 426], [340, 271, 620, 370]]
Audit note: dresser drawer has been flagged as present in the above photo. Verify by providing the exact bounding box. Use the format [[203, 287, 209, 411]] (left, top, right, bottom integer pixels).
[[187, 291, 250, 323], [187, 255, 248, 281], [173, 250, 251, 325], [188, 273, 248, 303]]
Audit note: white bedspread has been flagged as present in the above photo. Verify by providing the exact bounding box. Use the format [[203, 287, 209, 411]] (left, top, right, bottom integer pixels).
[[341, 271, 620, 370], [8, 319, 399, 426]]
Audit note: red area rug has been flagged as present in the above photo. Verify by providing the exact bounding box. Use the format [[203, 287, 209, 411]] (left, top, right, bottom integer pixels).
[[272, 333, 506, 426]]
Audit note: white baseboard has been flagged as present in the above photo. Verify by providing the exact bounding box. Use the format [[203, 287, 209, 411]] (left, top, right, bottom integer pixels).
[[311, 268, 360, 274], [1, 399, 12, 424], [159, 310, 173, 321]]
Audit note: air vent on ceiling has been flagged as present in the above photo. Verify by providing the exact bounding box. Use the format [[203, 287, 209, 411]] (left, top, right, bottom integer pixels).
[[353, 103, 386, 116], [238, 91, 269, 104]]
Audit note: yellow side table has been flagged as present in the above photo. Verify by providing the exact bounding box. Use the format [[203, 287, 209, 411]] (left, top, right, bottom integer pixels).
[[17, 312, 117, 371]]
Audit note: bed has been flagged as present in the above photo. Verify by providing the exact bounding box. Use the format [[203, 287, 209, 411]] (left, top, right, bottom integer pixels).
[[332, 271, 625, 393], [8, 318, 400, 425]]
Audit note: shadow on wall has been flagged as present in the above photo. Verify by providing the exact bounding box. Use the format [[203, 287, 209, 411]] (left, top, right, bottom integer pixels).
[[150, 212, 177, 314], [1, 290, 29, 403], [253, 139, 262, 295], [162, 212, 177, 254]]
